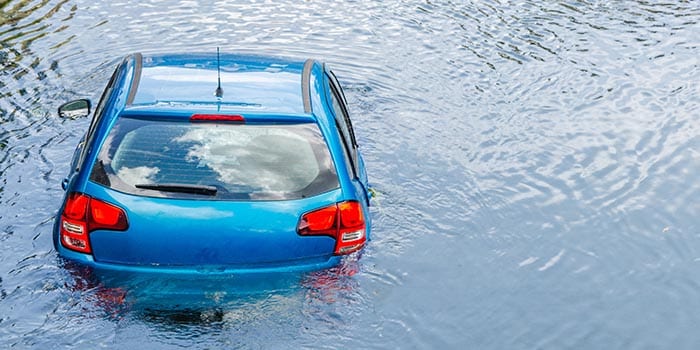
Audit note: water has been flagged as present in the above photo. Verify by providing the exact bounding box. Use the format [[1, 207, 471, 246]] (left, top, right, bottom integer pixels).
[[1, 0, 698, 348]]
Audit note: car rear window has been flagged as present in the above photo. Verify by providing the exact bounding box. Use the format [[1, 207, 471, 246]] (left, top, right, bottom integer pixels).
[[90, 117, 339, 200]]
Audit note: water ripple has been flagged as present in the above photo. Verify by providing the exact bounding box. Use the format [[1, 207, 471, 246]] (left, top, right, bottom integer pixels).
[[0, 0, 699, 348]]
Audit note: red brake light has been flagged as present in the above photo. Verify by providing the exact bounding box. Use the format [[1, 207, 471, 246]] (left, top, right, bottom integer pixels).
[[60, 193, 129, 254], [190, 114, 245, 122], [298, 205, 337, 235], [338, 201, 364, 228], [298, 201, 366, 255], [63, 192, 89, 220], [90, 199, 129, 231]]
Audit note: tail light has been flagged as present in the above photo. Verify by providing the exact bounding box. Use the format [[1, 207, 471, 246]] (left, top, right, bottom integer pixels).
[[59, 193, 128, 254], [298, 201, 366, 255]]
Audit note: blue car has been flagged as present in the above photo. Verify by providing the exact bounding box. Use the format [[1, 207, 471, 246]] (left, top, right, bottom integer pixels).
[[54, 52, 371, 274]]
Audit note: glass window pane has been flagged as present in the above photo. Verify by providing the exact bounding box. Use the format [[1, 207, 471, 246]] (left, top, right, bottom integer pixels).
[[91, 118, 339, 200]]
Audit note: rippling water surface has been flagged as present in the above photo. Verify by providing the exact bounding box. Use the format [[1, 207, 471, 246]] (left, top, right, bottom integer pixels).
[[1, 0, 698, 348]]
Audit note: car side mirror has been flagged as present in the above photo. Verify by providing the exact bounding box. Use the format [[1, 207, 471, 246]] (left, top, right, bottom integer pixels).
[[58, 99, 91, 119]]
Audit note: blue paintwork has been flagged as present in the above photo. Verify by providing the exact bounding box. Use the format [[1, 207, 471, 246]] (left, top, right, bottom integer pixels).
[[134, 54, 306, 114], [54, 52, 371, 274]]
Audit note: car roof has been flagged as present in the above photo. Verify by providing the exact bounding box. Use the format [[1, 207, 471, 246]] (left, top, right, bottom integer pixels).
[[125, 53, 309, 115]]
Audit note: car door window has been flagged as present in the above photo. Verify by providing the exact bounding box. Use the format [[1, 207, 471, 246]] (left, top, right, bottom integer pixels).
[[328, 71, 359, 149], [330, 118, 355, 180], [326, 72, 359, 177]]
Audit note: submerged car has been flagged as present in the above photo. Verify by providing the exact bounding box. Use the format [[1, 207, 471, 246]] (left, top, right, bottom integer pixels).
[[54, 52, 371, 273]]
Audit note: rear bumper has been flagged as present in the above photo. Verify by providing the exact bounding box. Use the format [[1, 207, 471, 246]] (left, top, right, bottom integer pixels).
[[56, 244, 342, 276]]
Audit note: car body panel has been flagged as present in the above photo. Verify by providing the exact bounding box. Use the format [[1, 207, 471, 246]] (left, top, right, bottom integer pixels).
[[83, 182, 341, 267], [70, 55, 139, 194], [133, 54, 306, 114]]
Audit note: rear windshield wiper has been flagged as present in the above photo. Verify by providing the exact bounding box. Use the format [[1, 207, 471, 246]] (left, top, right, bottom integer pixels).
[[135, 183, 218, 196]]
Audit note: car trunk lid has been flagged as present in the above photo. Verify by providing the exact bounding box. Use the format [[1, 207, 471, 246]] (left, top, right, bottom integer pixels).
[[86, 185, 341, 267]]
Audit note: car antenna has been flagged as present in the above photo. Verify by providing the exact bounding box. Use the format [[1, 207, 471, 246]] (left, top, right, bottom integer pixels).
[[215, 47, 224, 98]]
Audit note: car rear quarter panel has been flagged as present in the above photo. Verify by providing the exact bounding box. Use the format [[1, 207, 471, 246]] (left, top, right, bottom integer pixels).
[[307, 62, 355, 196], [71, 55, 141, 194], [307, 61, 372, 239]]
